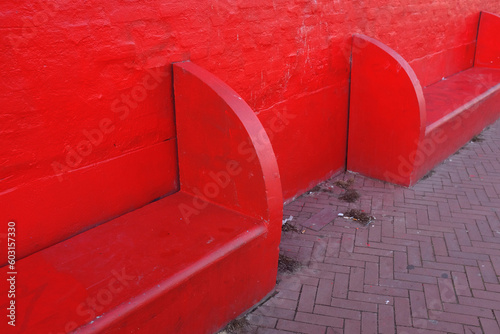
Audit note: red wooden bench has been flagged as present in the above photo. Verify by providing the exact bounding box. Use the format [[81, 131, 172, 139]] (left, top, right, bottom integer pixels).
[[0, 62, 282, 333], [347, 12, 500, 186]]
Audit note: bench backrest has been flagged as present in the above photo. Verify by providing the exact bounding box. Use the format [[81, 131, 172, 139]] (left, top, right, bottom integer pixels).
[[409, 12, 485, 87], [1, 68, 179, 262]]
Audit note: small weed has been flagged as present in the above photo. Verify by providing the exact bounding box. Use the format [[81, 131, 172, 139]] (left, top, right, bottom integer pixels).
[[471, 134, 484, 143], [221, 317, 250, 333], [282, 222, 299, 233], [310, 185, 323, 192], [309, 184, 333, 193], [339, 189, 360, 203], [278, 254, 301, 273], [422, 170, 435, 180]]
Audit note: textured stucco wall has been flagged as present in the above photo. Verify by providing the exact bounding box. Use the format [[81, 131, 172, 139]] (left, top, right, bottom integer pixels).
[[2, 0, 499, 201]]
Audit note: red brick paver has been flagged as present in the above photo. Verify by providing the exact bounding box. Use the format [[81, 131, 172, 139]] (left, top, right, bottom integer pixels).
[[240, 120, 500, 333]]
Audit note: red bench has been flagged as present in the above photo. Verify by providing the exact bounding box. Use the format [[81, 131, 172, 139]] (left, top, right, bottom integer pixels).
[[347, 12, 500, 186], [0, 62, 282, 333]]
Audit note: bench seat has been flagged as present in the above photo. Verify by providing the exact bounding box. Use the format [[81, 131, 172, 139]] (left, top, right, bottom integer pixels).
[[424, 67, 500, 125], [7, 191, 273, 333]]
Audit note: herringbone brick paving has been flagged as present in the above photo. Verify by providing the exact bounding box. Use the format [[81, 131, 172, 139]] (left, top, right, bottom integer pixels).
[[242, 121, 500, 333]]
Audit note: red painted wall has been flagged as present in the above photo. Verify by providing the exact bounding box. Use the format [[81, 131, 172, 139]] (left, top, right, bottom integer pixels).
[[3, 0, 500, 207]]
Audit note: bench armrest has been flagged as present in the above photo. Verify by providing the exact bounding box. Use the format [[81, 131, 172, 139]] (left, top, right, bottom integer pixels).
[[173, 62, 282, 229], [347, 34, 426, 186], [476, 12, 500, 69]]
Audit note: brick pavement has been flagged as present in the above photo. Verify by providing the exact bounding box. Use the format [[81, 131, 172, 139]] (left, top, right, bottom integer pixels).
[[236, 120, 500, 333]]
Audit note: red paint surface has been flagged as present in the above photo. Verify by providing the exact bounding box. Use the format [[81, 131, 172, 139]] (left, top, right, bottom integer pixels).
[[174, 62, 282, 228], [4, 2, 500, 203], [424, 67, 500, 125], [0, 62, 282, 333], [418, 87, 500, 182], [410, 42, 477, 87], [476, 12, 500, 68], [2, 3, 500, 332], [348, 12, 500, 186], [348, 34, 426, 185], [1, 140, 179, 261], [0, 193, 272, 334]]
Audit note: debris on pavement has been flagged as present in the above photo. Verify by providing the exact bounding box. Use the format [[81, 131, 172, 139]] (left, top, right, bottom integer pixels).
[[282, 215, 293, 225], [334, 178, 354, 189], [339, 188, 360, 203], [282, 221, 300, 233], [309, 183, 334, 193], [343, 208, 375, 225], [334, 178, 360, 203]]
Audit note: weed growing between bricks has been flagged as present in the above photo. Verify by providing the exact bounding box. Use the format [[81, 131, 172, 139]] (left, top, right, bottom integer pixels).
[[335, 178, 361, 203], [421, 169, 435, 180], [308, 178, 359, 200], [471, 134, 484, 142], [470, 127, 489, 143], [308, 184, 334, 193], [277, 254, 301, 273], [218, 317, 250, 334], [334, 178, 354, 189], [338, 188, 360, 202], [281, 221, 300, 232]]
